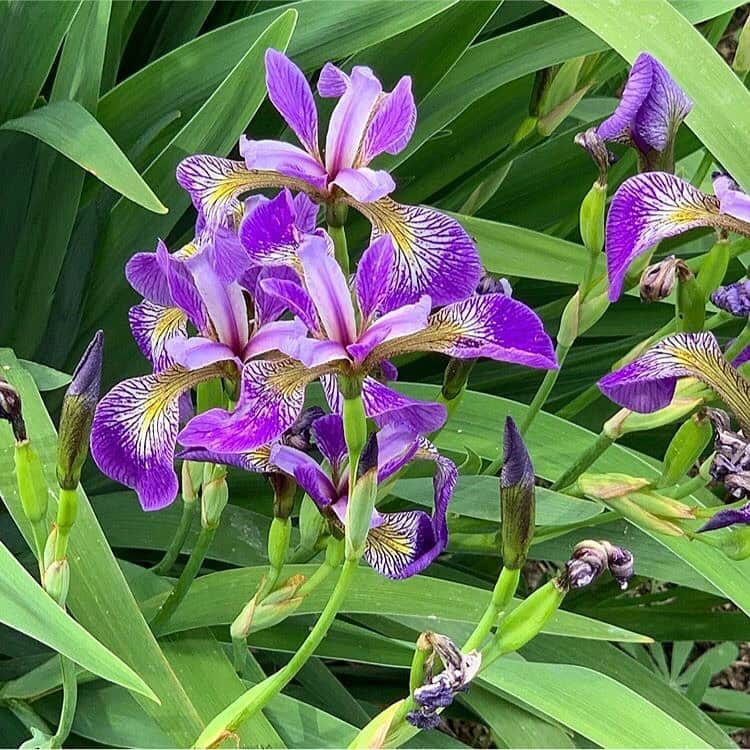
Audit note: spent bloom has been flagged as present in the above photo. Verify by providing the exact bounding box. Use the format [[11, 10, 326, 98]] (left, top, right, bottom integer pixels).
[[177, 49, 480, 307], [270, 414, 456, 579], [562, 539, 635, 590]]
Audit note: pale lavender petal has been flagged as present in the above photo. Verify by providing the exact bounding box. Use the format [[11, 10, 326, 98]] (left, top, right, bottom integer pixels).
[[129, 301, 187, 372], [126, 243, 172, 307], [331, 167, 395, 203], [363, 378, 447, 435], [160, 242, 208, 332], [284, 337, 349, 368], [242, 318, 308, 359], [166, 337, 235, 369], [186, 250, 249, 353], [209, 225, 252, 281], [633, 54, 692, 152], [254, 265, 300, 326], [293, 192, 319, 232], [597, 53, 653, 145], [598, 332, 721, 412], [413, 294, 557, 369], [270, 443, 337, 507], [376, 425, 419, 484], [354, 198, 481, 307], [355, 235, 395, 320], [699, 504, 750, 531], [260, 276, 320, 334], [325, 66, 382, 174], [348, 296, 431, 365], [265, 49, 319, 157], [178, 358, 314, 452], [311, 413, 347, 474], [240, 137, 328, 192], [606, 172, 719, 301], [361, 76, 416, 162], [714, 173, 750, 222], [299, 235, 357, 345], [91, 367, 204, 510], [177, 445, 273, 473], [318, 62, 349, 97]]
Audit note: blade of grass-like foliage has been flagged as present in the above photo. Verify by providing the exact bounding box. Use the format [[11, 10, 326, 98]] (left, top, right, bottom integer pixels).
[[0, 541, 155, 701], [75, 9, 298, 375], [0, 348, 205, 745], [18, 360, 71, 392], [148, 564, 650, 643], [0, 0, 81, 122], [146, 1, 215, 62], [402, 383, 750, 618], [1, 101, 167, 213], [549, 0, 750, 190]]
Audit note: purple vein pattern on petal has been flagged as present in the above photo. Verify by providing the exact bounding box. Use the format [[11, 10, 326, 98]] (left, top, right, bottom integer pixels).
[[254, 266, 300, 326], [376, 425, 420, 484], [293, 192, 319, 232], [239, 190, 303, 267], [312, 413, 347, 475], [362, 76, 416, 161], [355, 198, 481, 307], [355, 236, 395, 320], [362, 378, 447, 435], [129, 301, 187, 372], [178, 445, 273, 473], [598, 332, 721, 412], [318, 62, 349, 97], [264, 49, 319, 158], [605, 172, 719, 301], [270, 443, 338, 507], [126, 243, 172, 307], [597, 53, 653, 143]]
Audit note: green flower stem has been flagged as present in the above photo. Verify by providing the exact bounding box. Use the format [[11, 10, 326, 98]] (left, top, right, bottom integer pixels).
[[193, 556, 359, 748], [151, 525, 217, 634], [725, 318, 750, 361], [54, 487, 78, 562], [49, 655, 78, 748], [463, 567, 521, 651], [152, 496, 198, 575], [328, 223, 349, 275], [2, 698, 52, 737], [551, 430, 614, 491]]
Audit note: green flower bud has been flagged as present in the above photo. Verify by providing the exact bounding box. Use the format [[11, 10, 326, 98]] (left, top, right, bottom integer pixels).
[[345, 432, 378, 561], [579, 181, 606, 253], [658, 412, 713, 487], [734, 15, 750, 75], [15, 440, 49, 525], [268, 516, 291, 571], [440, 357, 476, 403], [201, 467, 228, 530], [299, 494, 325, 552], [45, 559, 70, 607], [57, 331, 103, 490], [500, 417, 535, 569], [230, 574, 305, 640], [557, 292, 581, 350], [182, 460, 202, 504], [341, 388, 367, 460], [577, 289, 610, 337]]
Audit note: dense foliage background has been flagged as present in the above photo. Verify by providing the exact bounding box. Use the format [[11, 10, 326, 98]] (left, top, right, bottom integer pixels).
[[1, 1, 750, 748]]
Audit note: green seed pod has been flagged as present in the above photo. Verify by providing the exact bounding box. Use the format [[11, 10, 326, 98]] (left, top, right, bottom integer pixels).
[[440, 358, 476, 403], [697, 240, 730, 298], [579, 181, 606, 254], [200, 467, 228, 530], [627, 490, 695, 520], [677, 273, 706, 333], [494, 579, 566, 655], [15, 441, 49, 525], [557, 293, 581, 349], [345, 433, 378, 561], [658, 413, 713, 487], [267, 517, 291, 571], [45, 559, 70, 607], [341, 390, 368, 461], [299, 494, 325, 552], [577, 290, 610, 338]]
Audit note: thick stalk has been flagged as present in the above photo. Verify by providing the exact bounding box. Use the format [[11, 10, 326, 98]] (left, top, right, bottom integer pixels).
[[152, 497, 198, 575], [328, 224, 349, 275], [151, 525, 217, 633], [49, 656, 77, 748], [463, 567, 521, 651], [193, 557, 358, 748], [551, 431, 614, 491], [518, 342, 571, 438]]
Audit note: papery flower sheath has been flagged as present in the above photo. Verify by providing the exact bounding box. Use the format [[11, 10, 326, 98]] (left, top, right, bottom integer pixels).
[[176, 49, 481, 307], [270, 414, 457, 579], [91, 234, 305, 511], [598, 332, 750, 433], [605, 172, 750, 301], [596, 52, 691, 171], [178, 233, 557, 454]]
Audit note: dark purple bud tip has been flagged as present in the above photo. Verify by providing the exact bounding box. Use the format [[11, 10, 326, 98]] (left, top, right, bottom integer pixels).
[[501, 417, 534, 491], [414, 675, 455, 709], [602, 543, 635, 590], [698, 503, 750, 532], [282, 406, 325, 453], [711, 280, 750, 318], [357, 431, 379, 480], [476, 272, 512, 297], [68, 330, 103, 407], [0, 378, 26, 442], [406, 710, 441, 730], [563, 539, 635, 590]]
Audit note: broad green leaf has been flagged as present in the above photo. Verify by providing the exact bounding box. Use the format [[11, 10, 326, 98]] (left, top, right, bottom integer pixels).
[[149, 563, 650, 643], [1, 101, 167, 213], [548, 0, 750, 190], [0, 541, 155, 701], [18, 360, 71, 392], [0, 1, 81, 122]]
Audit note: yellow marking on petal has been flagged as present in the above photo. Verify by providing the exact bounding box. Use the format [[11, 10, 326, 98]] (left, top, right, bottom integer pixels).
[[152, 307, 187, 347], [346, 196, 415, 257]]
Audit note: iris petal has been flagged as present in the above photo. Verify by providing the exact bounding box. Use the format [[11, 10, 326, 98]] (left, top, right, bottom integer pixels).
[[129, 301, 187, 372]]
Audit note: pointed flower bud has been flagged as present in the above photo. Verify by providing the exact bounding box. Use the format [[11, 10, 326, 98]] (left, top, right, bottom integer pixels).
[[500, 417, 535, 569], [579, 181, 607, 255], [267, 516, 291, 571], [561, 539, 634, 591], [15, 440, 49, 525], [57, 331, 103, 490], [659, 412, 712, 487], [711, 279, 750, 318], [406, 633, 481, 730], [0, 377, 26, 442]]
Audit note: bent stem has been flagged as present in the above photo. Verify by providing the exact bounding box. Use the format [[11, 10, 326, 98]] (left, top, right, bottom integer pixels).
[[518, 342, 571, 438], [152, 497, 197, 575], [49, 656, 77, 748], [151, 525, 217, 633], [551, 430, 614, 491], [193, 556, 359, 748]]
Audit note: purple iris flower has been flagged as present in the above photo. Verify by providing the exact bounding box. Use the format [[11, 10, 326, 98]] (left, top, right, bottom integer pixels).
[[178, 232, 557, 455], [270, 414, 457, 579], [712, 279, 750, 318], [596, 52, 691, 170], [605, 172, 750, 301], [175, 49, 481, 307], [90, 234, 306, 511]]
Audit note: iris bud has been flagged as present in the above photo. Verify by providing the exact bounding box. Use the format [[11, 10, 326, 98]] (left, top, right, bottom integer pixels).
[[345, 432, 378, 560], [561, 539, 634, 590], [15, 440, 49, 525], [243, 574, 305, 633], [557, 293, 581, 350], [733, 15, 750, 75], [578, 181, 606, 254], [45, 559, 70, 606], [0, 377, 26, 442], [56, 331, 103, 490], [299, 494, 325, 553], [677, 272, 706, 333], [267, 516, 291, 572], [658, 412, 712, 487], [182, 460, 202, 503], [341, 381, 367, 460], [268, 472, 297, 520], [536, 58, 590, 136], [500, 417, 535, 569], [201, 466, 228, 530]]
